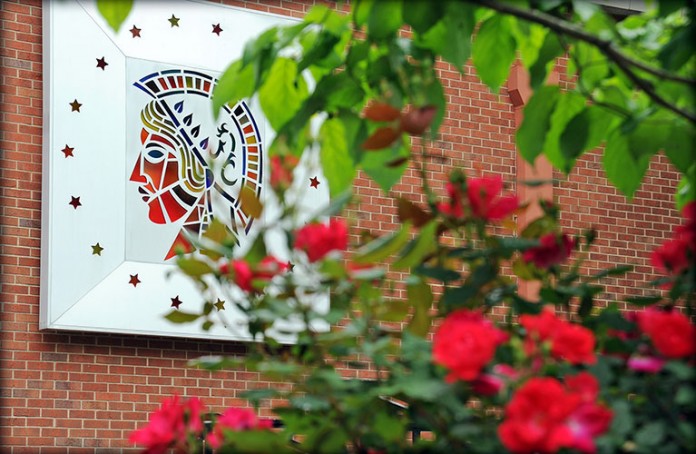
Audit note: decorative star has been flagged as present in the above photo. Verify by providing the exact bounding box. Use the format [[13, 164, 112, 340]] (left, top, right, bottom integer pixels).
[[288, 262, 295, 271], [168, 14, 180, 27], [214, 298, 225, 311], [61, 145, 74, 158], [130, 25, 141, 38], [96, 57, 108, 70], [91, 243, 104, 256], [69, 196, 81, 209], [170, 296, 183, 309], [69, 99, 82, 112], [309, 176, 320, 188], [212, 23, 223, 35], [129, 274, 141, 287]]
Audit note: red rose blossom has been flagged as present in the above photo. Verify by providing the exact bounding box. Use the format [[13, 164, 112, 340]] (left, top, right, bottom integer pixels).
[[438, 182, 465, 219], [627, 355, 665, 373], [270, 155, 299, 191], [466, 175, 519, 221], [294, 218, 348, 262], [523, 233, 575, 268], [231, 260, 254, 292], [521, 309, 596, 365], [499, 375, 611, 454], [651, 201, 696, 275], [206, 407, 273, 450], [129, 396, 205, 454], [636, 307, 696, 358], [433, 309, 508, 382], [471, 364, 518, 396]]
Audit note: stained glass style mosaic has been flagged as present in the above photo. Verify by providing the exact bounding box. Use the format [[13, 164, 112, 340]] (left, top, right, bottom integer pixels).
[[130, 69, 263, 260]]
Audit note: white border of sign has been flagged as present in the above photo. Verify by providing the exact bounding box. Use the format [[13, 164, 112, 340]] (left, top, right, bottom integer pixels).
[[40, 0, 328, 341]]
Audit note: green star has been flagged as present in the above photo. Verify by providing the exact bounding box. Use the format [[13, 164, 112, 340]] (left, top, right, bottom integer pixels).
[[214, 299, 225, 311], [168, 14, 180, 27], [91, 243, 104, 256]]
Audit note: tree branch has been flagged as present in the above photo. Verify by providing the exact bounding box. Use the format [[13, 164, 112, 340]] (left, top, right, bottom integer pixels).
[[468, 0, 696, 125]]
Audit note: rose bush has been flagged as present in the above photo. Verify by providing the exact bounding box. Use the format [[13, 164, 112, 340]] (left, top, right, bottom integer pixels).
[[110, 0, 696, 453]]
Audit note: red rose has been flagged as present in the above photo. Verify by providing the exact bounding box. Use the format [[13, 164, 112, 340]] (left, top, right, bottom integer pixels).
[[433, 309, 508, 382], [437, 182, 465, 219], [627, 355, 665, 373], [294, 218, 348, 262], [636, 308, 696, 358], [521, 310, 596, 365], [270, 155, 299, 191], [499, 375, 612, 454], [523, 233, 575, 268], [651, 201, 696, 275], [466, 175, 519, 221], [129, 396, 205, 454], [551, 322, 597, 365], [255, 255, 290, 280], [206, 407, 273, 450], [498, 378, 577, 453], [231, 260, 253, 292]]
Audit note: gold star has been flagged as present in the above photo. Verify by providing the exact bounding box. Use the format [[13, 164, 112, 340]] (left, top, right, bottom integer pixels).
[[168, 14, 180, 27], [69, 99, 82, 112], [91, 243, 104, 256], [214, 298, 225, 311]]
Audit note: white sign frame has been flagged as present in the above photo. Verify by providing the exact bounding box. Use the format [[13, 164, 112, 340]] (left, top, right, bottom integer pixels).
[[40, 0, 329, 341]]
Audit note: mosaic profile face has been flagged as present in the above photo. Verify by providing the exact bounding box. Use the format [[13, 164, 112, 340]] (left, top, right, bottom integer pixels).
[[130, 69, 264, 260]]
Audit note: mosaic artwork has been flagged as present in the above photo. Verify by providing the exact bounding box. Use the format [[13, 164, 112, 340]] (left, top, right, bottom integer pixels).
[[130, 69, 263, 260]]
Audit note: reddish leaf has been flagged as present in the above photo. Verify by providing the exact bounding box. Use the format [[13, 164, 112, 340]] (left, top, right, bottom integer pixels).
[[362, 126, 400, 150], [387, 157, 409, 168], [397, 198, 433, 227], [400, 105, 436, 135], [363, 101, 401, 122]]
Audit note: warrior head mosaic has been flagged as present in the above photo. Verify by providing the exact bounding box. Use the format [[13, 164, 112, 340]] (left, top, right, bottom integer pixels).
[[130, 69, 263, 260]]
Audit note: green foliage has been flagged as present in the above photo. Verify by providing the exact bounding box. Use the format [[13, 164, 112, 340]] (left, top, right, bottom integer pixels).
[[96, 0, 132, 33]]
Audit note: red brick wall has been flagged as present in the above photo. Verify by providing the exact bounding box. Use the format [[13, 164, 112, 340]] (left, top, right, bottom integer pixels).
[[0, 0, 681, 452]]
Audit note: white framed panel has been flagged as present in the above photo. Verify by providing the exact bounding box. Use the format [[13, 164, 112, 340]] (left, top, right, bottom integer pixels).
[[41, 0, 329, 341]]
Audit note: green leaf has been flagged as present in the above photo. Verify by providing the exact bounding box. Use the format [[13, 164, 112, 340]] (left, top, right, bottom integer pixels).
[[319, 118, 356, 197], [624, 295, 662, 306], [511, 22, 547, 70], [297, 31, 341, 73], [424, 76, 446, 137], [258, 58, 307, 131], [517, 85, 560, 164], [360, 139, 410, 192], [414, 264, 460, 283], [663, 122, 696, 174], [472, 15, 517, 93], [407, 277, 433, 337], [403, 0, 444, 34], [97, 0, 133, 33], [635, 422, 665, 448], [367, 0, 402, 40], [590, 265, 633, 281], [529, 33, 564, 89], [393, 221, 437, 269], [604, 131, 651, 198], [560, 106, 618, 167], [574, 41, 609, 91], [543, 91, 587, 171], [610, 400, 633, 439], [676, 175, 696, 211], [212, 60, 255, 117], [353, 0, 374, 28], [177, 257, 214, 277], [354, 222, 412, 264], [420, 3, 475, 71], [164, 310, 200, 324], [239, 185, 263, 218]]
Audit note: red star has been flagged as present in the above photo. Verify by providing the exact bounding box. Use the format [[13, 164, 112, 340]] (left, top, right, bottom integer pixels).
[[96, 57, 108, 70], [61, 145, 74, 158], [170, 296, 183, 309], [309, 176, 320, 188], [212, 23, 223, 35], [130, 25, 141, 38], [69, 196, 81, 209], [129, 274, 141, 287], [69, 100, 82, 112]]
